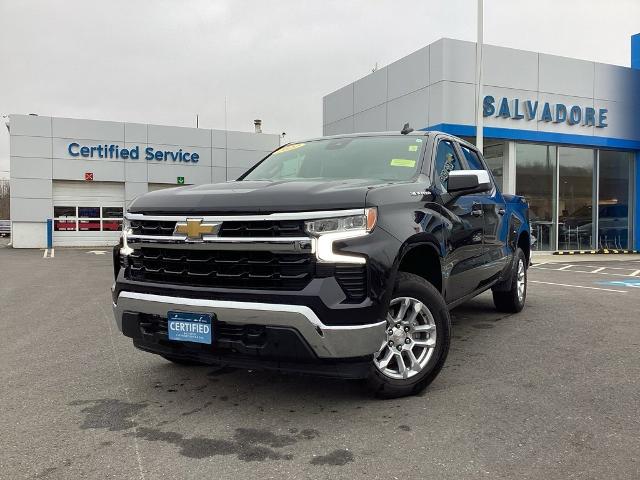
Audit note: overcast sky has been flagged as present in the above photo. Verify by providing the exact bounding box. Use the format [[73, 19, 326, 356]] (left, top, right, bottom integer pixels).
[[1, 0, 639, 178]]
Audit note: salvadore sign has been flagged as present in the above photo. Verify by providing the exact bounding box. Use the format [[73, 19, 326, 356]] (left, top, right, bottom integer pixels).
[[483, 95, 608, 128], [67, 143, 200, 162]]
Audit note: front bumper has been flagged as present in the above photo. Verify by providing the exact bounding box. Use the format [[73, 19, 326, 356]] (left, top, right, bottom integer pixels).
[[112, 291, 386, 359]]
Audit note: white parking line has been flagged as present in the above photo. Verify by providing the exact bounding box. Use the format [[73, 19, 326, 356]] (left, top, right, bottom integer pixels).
[[631, 270, 640, 277], [541, 263, 638, 272], [532, 266, 639, 278], [590, 267, 605, 273], [530, 280, 628, 293], [556, 265, 573, 271], [569, 264, 639, 272], [50, 249, 55, 258]]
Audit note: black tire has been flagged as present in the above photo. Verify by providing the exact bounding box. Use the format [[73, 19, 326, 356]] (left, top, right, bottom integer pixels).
[[492, 248, 527, 313], [161, 355, 207, 366], [367, 272, 451, 399]]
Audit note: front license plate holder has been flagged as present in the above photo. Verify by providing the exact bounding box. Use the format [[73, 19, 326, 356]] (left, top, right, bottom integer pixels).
[[167, 311, 213, 344]]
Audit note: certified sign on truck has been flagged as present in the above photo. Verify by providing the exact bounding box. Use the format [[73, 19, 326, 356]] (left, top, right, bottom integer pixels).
[[167, 312, 212, 344]]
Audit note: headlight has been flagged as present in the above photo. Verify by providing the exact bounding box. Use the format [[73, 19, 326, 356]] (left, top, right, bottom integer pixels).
[[305, 208, 377, 235], [120, 216, 133, 256], [306, 208, 377, 264]]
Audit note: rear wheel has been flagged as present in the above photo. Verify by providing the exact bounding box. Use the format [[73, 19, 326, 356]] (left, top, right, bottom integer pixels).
[[492, 248, 527, 313], [367, 272, 451, 398]]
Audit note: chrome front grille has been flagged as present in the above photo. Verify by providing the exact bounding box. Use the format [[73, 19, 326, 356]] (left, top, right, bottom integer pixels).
[[218, 220, 305, 238], [122, 210, 368, 297], [130, 220, 176, 236], [129, 219, 305, 238], [128, 247, 314, 290]]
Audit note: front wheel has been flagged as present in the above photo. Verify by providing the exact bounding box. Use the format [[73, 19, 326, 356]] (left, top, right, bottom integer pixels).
[[367, 272, 451, 398]]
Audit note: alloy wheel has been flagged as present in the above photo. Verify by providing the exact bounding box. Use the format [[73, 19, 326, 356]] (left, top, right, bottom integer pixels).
[[373, 296, 437, 380], [516, 259, 526, 302]]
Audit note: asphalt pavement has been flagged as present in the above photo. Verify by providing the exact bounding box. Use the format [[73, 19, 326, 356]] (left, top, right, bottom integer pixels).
[[1, 246, 639, 479]]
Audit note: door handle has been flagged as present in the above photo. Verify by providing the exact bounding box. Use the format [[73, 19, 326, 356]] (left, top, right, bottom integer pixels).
[[498, 208, 506, 215], [471, 202, 483, 217]]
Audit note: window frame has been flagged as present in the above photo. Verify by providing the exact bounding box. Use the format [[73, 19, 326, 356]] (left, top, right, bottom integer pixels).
[[53, 205, 124, 232], [53, 206, 78, 232], [459, 143, 484, 170], [101, 206, 124, 232], [101, 206, 124, 219], [430, 136, 467, 192], [454, 140, 498, 194]]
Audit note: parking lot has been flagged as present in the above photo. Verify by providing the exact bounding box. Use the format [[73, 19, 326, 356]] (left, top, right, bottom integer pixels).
[[1, 245, 639, 480]]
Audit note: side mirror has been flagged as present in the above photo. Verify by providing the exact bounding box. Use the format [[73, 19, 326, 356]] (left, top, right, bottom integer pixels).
[[447, 170, 492, 194]]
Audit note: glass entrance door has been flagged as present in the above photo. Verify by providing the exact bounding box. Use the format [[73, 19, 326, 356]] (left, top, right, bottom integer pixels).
[[516, 144, 557, 251], [598, 151, 632, 249], [558, 147, 596, 250]]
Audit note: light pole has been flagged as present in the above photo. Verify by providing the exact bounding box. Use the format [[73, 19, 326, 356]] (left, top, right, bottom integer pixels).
[[475, 0, 484, 152]]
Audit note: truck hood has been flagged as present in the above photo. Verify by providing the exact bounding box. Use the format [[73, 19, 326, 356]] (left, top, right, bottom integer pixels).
[[128, 179, 377, 214]]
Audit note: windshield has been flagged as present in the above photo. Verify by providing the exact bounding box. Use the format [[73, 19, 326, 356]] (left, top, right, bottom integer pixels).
[[242, 136, 424, 182]]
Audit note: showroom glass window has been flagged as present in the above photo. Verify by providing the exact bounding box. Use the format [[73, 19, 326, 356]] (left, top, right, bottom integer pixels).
[[558, 147, 595, 250], [483, 141, 505, 191], [516, 143, 557, 251], [598, 150, 631, 249]]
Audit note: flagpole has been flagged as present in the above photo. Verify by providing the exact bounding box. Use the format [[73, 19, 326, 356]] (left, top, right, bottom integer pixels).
[[475, 0, 484, 152]]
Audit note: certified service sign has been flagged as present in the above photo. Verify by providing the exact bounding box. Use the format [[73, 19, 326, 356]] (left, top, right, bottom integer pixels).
[[67, 143, 200, 163]]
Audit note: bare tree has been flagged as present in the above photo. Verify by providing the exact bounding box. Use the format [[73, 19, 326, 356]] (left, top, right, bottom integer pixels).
[[0, 180, 10, 219]]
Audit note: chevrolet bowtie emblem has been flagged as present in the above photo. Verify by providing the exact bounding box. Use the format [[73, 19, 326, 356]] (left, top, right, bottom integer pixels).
[[174, 219, 221, 241]]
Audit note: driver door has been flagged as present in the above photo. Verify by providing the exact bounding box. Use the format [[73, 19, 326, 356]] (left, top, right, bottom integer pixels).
[[432, 138, 485, 303]]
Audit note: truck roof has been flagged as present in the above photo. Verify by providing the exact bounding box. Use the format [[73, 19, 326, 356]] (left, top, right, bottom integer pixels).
[[293, 130, 477, 150]]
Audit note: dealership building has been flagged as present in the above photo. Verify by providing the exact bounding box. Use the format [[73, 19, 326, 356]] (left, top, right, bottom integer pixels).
[[323, 35, 640, 252], [7, 115, 279, 247]]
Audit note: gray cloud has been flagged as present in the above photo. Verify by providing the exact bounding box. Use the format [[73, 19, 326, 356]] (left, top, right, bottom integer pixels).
[[1, 0, 639, 178]]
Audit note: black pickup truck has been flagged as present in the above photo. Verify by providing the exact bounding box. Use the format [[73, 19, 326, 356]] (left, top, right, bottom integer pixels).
[[112, 131, 530, 398]]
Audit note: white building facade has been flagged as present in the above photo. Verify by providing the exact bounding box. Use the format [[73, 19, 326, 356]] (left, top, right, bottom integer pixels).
[[8, 115, 280, 248]]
